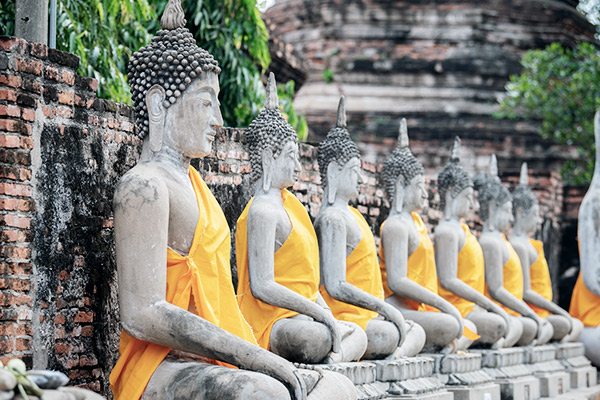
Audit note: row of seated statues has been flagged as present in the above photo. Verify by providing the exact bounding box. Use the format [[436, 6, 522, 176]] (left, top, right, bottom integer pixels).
[[107, 1, 600, 398]]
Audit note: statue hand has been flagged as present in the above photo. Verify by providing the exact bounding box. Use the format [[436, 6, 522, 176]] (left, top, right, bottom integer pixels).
[[385, 305, 408, 347], [449, 308, 465, 340], [264, 357, 307, 400], [534, 316, 550, 339], [315, 311, 341, 353], [497, 309, 512, 339]]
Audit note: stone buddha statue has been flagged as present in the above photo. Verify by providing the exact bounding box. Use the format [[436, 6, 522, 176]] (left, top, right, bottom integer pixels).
[[379, 120, 477, 353], [235, 75, 368, 366], [474, 155, 554, 347], [109, 2, 355, 399], [435, 137, 522, 348], [570, 110, 600, 366], [510, 162, 584, 343], [315, 97, 426, 360]]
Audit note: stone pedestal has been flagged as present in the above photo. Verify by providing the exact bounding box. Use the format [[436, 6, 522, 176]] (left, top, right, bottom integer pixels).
[[471, 347, 540, 400], [554, 342, 598, 390], [318, 357, 453, 400], [421, 352, 500, 400], [523, 344, 570, 398]]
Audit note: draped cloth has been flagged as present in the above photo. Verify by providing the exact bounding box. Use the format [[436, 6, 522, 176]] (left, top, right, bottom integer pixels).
[[527, 239, 553, 318], [379, 213, 438, 312], [570, 272, 600, 327], [438, 223, 484, 318], [320, 206, 384, 330], [236, 189, 320, 349], [485, 234, 524, 317], [109, 166, 256, 400]]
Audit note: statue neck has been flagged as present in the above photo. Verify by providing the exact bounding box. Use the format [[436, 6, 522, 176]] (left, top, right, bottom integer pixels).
[[141, 140, 191, 177], [512, 219, 528, 237], [323, 185, 350, 209], [591, 134, 600, 189], [442, 201, 459, 222], [255, 177, 285, 200]]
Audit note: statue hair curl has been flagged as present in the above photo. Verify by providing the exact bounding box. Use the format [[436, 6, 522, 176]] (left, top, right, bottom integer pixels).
[[437, 137, 472, 210]]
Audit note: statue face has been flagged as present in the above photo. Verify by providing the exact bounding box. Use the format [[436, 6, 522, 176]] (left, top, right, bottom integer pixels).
[[335, 157, 364, 201], [454, 186, 474, 218], [269, 140, 301, 189], [164, 72, 223, 158], [496, 200, 514, 233], [404, 174, 428, 212], [519, 202, 540, 234]]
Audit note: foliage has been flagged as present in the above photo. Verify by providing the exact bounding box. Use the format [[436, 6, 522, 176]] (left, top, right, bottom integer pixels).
[[0, 0, 308, 136], [497, 42, 600, 184], [322, 68, 335, 84]]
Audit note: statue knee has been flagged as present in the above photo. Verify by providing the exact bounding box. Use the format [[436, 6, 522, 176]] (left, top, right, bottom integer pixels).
[[471, 312, 505, 344], [517, 317, 537, 346], [271, 320, 332, 363], [428, 313, 460, 347], [547, 315, 570, 340], [580, 326, 600, 367], [364, 320, 399, 359]]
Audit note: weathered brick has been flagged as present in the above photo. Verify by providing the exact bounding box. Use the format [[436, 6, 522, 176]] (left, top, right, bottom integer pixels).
[[20, 108, 35, 122], [0, 324, 13, 336], [0, 119, 31, 135], [0, 104, 21, 117], [0, 37, 27, 53], [0, 214, 31, 229], [74, 312, 93, 323], [0, 293, 15, 306], [0, 74, 21, 88], [44, 65, 59, 81], [29, 42, 47, 59], [0, 338, 14, 354], [0, 229, 31, 243], [0, 135, 22, 148], [58, 90, 74, 106], [0, 182, 32, 197], [0, 149, 30, 166], [56, 106, 73, 118], [21, 77, 42, 94], [0, 88, 17, 102], [15, 324, 32, 336], [15, 57, 42, 76], [15, 338, 31, 352]]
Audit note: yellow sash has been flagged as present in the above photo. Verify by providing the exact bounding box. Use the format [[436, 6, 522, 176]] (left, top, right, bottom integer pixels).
[[485, 234, 524, 317], [570, 272, 600, 327], [236, 189, 320, 349], [438, 223, 484, 318], [527, 239, 552, 318], [320, 206, 384, 330], [109, 167, 256, 400], [380, 213, 438, 312]]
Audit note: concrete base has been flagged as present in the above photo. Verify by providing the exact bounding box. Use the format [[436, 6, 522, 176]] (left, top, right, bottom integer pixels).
[[497, 375, 540, 400], [567, 364, 597, 389], [446, 381, 501, 400], [536, 371, 570, 398], [383, 390, 454, 399], [547, 384, 600, 399]]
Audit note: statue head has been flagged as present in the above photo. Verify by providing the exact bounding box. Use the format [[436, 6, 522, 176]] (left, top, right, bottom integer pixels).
[[437, 137, 474, 219], [381, 119, 427, 213], [473, 154, 512, 232], [512, 163, 540, 235], [317, 96, 363, 205], [128, 0, 223, 158], [245, 73, 300, 192]]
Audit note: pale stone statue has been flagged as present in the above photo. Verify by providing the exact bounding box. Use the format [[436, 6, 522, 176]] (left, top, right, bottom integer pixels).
[[379, 120, 477, 353], [435, 137, 522, 348], [570, 110, 600, 366], [109, 2, 355, 399], [235, 75, 367, 367], [315, 97, 426, 360], [474, 155, 554, 346], [510, 162, 584, 342]]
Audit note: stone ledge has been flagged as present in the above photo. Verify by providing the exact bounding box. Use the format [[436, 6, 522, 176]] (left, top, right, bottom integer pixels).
[[470, 347, 525, 368], [371, 357, 435, 382], [523, 344, 557, 364], [421, 353, 481, 374], [554, 342, 586, 359]]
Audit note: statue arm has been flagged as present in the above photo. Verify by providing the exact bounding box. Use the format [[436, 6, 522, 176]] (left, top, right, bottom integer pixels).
[[513, 240, 571, 322], [383, 220, 463, 338], [318, 214, 407, 346], [247, 202, 341, 352], [578, 196, 600, 296], [114, 176, 306, 399]]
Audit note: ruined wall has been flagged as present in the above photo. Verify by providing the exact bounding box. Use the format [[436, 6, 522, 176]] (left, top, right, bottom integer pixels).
[[0, 35, 579, 398]]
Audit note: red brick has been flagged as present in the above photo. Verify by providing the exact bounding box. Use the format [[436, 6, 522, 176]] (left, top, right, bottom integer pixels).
[[56, 106, 73, 118], [0, 119, 31, 135], [42, 105, 55, 118], [0, 37, 27, 53], [55, 342, 68, 354], [15, 324, 32, 336], [15, 338, 31, 352], [0, 293, 15, 306], [54, 314, 65, 325], [0, 324, 13, 336], [58, 90, 74, 106], [21, 78, 42, 94], [58, 270, 69, 281], [0, 229, 30, 243], [0, 182, 32, 197], [6, 278, 31, 291], [0, 262, 31, 275], [15, 58, 42, 76], [55, 326, 66, 339], [15, 294, 32, 306], [0, 88, 17, 102], [0, 338, 14, 354], [29, 42, 47, 59], [74, 312, 93, 323], [79, 355, 98, 367], [0, 75, 21, 88], [0, 198, 34, 211], [0, 214, 31, 229], [81, 326, 93, 337], [44, 66, 59, 81], [0, 135, 22, 148], [0, 105, 20, 118], [61, 70, 75, 86]]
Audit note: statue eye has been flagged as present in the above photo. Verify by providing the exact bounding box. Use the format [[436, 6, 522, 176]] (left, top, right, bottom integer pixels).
[[202, 100, 212, 107]]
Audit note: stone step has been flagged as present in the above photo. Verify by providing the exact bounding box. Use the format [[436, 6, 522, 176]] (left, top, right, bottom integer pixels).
[[471, 347, 526, 368], [421, 352, 482, 374], [542, 383, 600, 400], [524, 345, 558, 364]]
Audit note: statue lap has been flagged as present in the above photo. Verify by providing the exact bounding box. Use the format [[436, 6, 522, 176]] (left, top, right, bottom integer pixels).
[[465, 309, 505, 345]]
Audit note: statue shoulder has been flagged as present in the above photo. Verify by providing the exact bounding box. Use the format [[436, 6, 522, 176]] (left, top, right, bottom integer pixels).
[[381, 215, 410, 237], [114, 165, 169, 213], [478, 232, 498, 251]]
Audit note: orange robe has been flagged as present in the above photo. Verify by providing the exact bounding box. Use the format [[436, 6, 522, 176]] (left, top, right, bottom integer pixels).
[[485, 234, 524, 317], [320, 206, 384, 330], [236, 189, 320, 349], [109, 167, 257, 400], [527, 239, 553, 318], [570, 272, 600, 327], [379, 212, 438, 312], [438, 223, 484, 318]]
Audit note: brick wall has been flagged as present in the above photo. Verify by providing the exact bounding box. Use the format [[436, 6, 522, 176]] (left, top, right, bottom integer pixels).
[[0, 35, 582, 397]]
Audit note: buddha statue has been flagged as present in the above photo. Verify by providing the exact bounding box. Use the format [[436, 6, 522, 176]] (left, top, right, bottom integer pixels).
[[570, 110, 600, 366], [435, 137, 522, 348], [235, 75, 368, 366], [475, 155, 554, 346], [315, 97, 426, 360], [379, 120, 478, 353], [510, 163, 584, 343], [109, 2, 355, 399]]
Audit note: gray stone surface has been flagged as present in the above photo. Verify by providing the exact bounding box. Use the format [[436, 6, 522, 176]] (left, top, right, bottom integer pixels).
[[15, 0, 48, 45], [535, 371, 570, 398], [497, 375, 540, 400], [471, 348, 526, 368], [446, 382, 501, 400]]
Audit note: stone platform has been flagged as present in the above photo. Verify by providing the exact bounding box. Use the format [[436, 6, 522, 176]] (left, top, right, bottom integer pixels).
[[317, 357, 452, 400], [471, 347, 541, 400], [523, 345, 570, 398], [554, 342, 598, 390], [421, 352, 500, 400]]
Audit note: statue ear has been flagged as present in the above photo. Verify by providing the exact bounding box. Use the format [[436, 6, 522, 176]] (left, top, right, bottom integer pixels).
[[488, 201, 497, 230], [146, 85, 166, 153], [445, 191, 455, 218], [261, 148, 274, 192], [394, 177, 404, 213], [326, 161, 340, 205]]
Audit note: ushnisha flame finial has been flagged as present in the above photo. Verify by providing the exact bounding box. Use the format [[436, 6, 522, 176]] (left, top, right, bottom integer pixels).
[[336, 95, 347, 128], [265, 72, 279, 110], [489, 154, 498, 177], [519, 162, 529, 186], [161, 0, 187, 30], [450, 136, 461, 162], [398, 118, 409, 149]]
